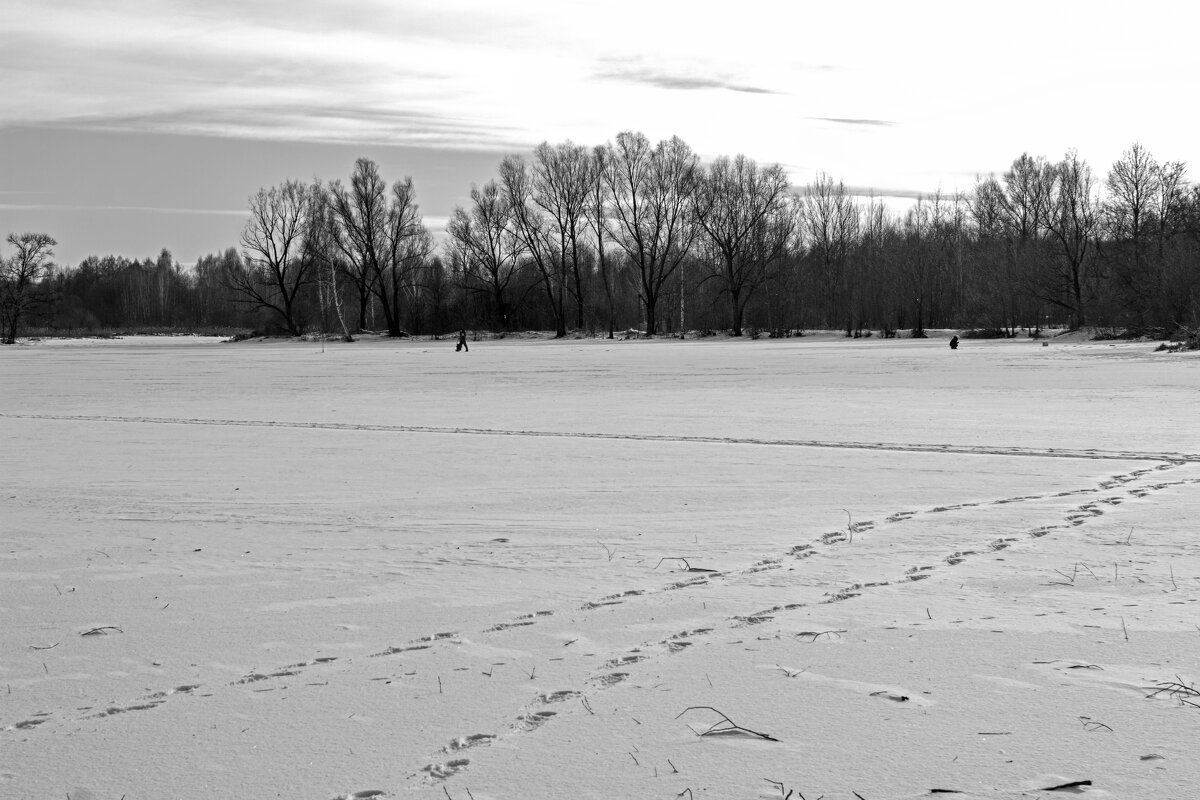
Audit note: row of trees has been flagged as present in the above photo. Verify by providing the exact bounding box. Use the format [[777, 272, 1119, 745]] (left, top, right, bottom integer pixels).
[[4, 136, 1199, 342]]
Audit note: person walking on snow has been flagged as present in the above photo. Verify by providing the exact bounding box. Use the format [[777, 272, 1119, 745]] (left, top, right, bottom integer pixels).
[[456, 329, 469, 352]]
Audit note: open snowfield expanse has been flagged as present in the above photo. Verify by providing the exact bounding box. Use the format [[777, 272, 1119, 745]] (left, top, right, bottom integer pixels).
[[3, 334, 1200, 800]]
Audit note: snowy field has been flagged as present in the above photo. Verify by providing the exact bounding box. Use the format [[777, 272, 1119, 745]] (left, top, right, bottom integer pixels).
[[3, 334, 1199, 799]]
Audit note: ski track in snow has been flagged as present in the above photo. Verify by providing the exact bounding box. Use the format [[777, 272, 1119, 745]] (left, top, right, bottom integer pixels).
[[9, 447, 1198, 798], [5, 412, 1200, 463]]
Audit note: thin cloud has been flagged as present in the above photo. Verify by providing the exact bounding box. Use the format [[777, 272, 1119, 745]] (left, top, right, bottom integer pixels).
[[597, 67, 779, 95], [841, 185, 931, 201], [0, 203, 247, 216], [811, 117, 896, 127], [48, 103, 529, 152]]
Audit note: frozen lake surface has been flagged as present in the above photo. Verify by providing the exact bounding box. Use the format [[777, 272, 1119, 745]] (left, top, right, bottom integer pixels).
[[3, 335, 1199, 799]]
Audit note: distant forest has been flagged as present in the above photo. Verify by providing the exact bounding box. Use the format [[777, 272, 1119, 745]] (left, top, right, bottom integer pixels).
[[3, 133, 1199, 344]]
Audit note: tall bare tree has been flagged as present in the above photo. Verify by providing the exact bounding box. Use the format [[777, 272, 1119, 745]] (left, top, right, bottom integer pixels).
[[306, 183, 354, 341], [605, 132, 701, 335], [1, 232, 56, 343], [532, 141, 593, 331], [694, 155, 796, 335], [585, 143, 621, 338], [800, 173, 860, 331], [1043, 150, 1099, 328], [447, 180, 529, 330], [328, 158, 432, 337], [999, 153, 1054, 242], [500, 154, 568, 336], [230, 179, 319, 335], [1104, 142, 1166, 324]]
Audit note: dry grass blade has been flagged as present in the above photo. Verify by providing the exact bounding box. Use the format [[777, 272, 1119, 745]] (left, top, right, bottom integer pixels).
[[81, 626, 123, 637]]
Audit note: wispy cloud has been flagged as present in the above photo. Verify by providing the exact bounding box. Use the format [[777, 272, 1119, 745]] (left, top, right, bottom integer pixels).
[[840, 185, 931, 201], [596, 67, 779, 95], [49, 103, 529, 151], [811, 117, 896, 127], [0, 203, 248, 216]]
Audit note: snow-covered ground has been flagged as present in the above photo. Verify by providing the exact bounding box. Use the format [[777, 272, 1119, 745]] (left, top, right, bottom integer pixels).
[[2, 335, 1198, 799]]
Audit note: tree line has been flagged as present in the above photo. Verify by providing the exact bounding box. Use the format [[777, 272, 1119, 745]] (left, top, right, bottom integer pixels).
[[4, 135, 1199, 342]]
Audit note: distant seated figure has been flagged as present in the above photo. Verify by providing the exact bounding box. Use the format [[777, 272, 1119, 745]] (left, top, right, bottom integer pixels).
[[949, 335, 959, 350], [456, 329, 469, 353]]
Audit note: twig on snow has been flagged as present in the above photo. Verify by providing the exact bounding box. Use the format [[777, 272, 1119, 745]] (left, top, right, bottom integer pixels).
[[1041, 780, 1091, 791], [1080, 717, 1113, 732], [655, 557, 716, 573], [81, 626, 122, 637], [1145, 676, 1200, 706], [842, 509, 854, 544], [764, 778, 797, 799], [676, 706, 779, 742], [796, 630, 846, 641]]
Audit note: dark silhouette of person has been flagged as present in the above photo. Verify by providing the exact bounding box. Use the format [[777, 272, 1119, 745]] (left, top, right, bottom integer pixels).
[[949, 335, 959, 350], [456, 329, 469, 352]]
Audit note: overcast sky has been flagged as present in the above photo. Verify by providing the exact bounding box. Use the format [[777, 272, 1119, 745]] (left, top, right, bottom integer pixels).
[[2, 0, 1197, 267]]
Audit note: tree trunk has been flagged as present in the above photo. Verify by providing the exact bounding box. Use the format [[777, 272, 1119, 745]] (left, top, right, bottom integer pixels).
[[729, 283, 744, 336]]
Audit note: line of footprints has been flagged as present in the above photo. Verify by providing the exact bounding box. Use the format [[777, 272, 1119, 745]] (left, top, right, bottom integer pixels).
[[5, 460, 1196, 798]]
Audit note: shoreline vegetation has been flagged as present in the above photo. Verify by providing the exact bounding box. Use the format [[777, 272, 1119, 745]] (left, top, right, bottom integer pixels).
[[5, 139, 1200, 348], [9, 325, 1199, 350]]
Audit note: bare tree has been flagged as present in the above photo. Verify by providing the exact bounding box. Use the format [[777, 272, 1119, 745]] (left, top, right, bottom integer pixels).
[[968, 175, 1018, 330], [694, 155, 796, 335], [800, 173, 860, 331], [307, 183, 354, 341], [1153, 160, 1188, 257], [1, 232, 56, 343], [605, 132, 701, 335], [500, 154, 568, 337], [585, 143, 621, 338], [447, 180, 529, 330], [328, 158, 432, 337], [900, 196, 933, 336], [999, 153, 1054, 242], [1044, 150, 1099, 328], [532, 141, 593, 331], [1103, 142, 1168, 325], [230, 179, 319, 335]]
